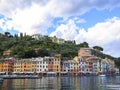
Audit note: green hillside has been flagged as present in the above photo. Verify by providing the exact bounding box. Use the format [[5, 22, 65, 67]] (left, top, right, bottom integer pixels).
[[0, 32, 120, 68]]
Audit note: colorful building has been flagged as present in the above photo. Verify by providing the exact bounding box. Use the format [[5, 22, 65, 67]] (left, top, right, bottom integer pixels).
[[48, 57, 54, 72], [0, 61, 3, 72], [62, 60, 69, 73], [78, 48, 92, 57], [78, 56, 85, 74], [1, 58, 14, 74], [3, 50, 12, 56], [34, 57, 48, 74], [0, 48, 117, 75], [53, 54, 61, 73], [73, 56, 79, 74], [13, 60, 22, 74]]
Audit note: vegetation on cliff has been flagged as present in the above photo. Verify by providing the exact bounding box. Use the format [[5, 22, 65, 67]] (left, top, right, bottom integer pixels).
[[0, 32, 119, 68]]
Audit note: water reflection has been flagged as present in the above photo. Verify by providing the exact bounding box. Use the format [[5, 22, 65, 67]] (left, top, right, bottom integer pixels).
[[0, 76, 120, 90]]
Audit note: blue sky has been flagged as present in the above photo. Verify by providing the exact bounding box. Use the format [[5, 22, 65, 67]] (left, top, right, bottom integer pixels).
[[0, 0, 120, 57]]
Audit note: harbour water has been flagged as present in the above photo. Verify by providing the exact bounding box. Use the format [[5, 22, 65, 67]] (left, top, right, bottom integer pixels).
[[0, 76, 120, 90]]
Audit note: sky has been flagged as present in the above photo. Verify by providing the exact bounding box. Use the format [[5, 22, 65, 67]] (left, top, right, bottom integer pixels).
[[0, 0, 120, 57]]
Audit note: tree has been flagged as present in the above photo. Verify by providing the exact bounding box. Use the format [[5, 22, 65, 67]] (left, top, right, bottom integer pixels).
[[4, 32, 10, 37], [0, 46, 4, 57], [78, 42, 89, 47], [25, 49, 37, 58], [92, 46, 103, 57], [115, 58, 120, 68], [37, 48, 50, 57], [11, 45, 25, 58], [93, 46, 103, 51], [20, 33, 23, 40], [0, 32, 117, 60]]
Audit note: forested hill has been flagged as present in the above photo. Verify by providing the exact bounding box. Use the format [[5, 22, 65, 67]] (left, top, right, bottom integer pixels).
[[0, 32, 120, 68]]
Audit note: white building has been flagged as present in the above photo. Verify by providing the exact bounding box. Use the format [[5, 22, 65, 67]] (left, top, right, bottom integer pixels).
[[33, 57, 48, 73], [63, 61, 69, 73], [50, 36, 65, 44], [32, 34, 43, 40], [92, 57, 101, 74], [63, 60, 76, 73], [78, 56, 85, 73]]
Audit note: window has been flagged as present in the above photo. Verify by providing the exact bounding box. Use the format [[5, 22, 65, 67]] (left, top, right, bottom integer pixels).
[[40, 61, 42, 64]]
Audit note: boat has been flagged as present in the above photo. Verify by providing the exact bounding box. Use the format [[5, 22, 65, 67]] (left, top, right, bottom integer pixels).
[[99, 74, 106, 77]]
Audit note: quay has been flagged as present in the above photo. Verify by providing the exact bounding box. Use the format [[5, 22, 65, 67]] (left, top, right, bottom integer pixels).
[[0, 71, 118, 79], [0, 75, 42, 79]]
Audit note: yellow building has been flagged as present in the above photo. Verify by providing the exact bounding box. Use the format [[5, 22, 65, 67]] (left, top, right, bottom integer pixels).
[[73, 56, 79, 73], [13, 60, 22, 73], [53, 54, 61, 73], [13, 59, 35, 74], [73, 56, 78, 62]]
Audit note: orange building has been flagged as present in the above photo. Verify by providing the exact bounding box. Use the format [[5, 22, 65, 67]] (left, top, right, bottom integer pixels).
[[20, 59, 33, 74], [0, 61, 3, 72], [13, 59, 36, 74], [3, 50, 12, 56], [78, 48, 92, 57], [48, 57, 54, 72], [78, 48, 93, 74], [2, 58, 14, 74]]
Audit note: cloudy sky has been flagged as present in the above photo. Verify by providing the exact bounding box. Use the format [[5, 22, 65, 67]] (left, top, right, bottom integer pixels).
[[0, 0, 120, 57]]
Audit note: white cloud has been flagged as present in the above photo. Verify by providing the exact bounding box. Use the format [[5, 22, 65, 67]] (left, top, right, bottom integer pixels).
[[76, 17, 120, 57], [11, 3, 53, 35], [0, 0, 120, 35], [50, 19, 78, 40], [0, 0, 120, 57], [76, 17, 120, 45], [0, 0, 53, 35], [50, 17, 120, 57]]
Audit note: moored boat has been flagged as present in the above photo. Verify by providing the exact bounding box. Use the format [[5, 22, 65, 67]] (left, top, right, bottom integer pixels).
[[99, 74, 106, 77]]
